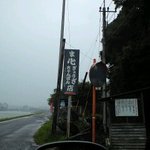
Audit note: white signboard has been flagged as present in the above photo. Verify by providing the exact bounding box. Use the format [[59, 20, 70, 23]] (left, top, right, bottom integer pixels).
[[115, 98, 138, 116]]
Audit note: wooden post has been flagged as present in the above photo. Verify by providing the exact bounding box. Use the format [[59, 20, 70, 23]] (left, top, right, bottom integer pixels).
[[67, 95, 72, 138]]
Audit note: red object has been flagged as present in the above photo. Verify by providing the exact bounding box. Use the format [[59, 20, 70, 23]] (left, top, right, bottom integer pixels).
[[50, 100, 54, 113]]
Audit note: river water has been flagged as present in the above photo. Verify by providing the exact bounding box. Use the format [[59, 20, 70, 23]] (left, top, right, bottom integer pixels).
[[0, 110, 32, 119]]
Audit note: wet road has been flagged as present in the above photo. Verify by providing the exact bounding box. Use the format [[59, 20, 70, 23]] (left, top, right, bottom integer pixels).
[[0, 112, 50, 150]]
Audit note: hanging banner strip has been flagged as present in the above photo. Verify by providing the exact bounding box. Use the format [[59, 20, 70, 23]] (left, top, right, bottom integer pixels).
[[63, 49, 80, 95]]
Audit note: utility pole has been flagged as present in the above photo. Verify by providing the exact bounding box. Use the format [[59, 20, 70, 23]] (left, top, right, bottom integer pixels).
[[51, 0, 66, 135], [99, 0, 116, 133]]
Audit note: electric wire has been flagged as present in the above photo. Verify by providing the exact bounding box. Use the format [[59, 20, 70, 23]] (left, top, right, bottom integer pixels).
[[64, 0, 71, 49], [65, 41, 93, 60], [64, 1, 99, 78], [64, 1, 107, 81], [107, 12, 116, 24], [106, 0, 114, 18], [99, 7, 102, 56], [66, 0, 71, 47]]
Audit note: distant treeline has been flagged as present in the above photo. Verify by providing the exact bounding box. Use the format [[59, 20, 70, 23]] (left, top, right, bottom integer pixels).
[[0, 102, 8, 110]]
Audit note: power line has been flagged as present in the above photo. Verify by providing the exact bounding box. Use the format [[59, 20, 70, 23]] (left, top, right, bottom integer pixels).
[[106, 0, 115, 18], [99, 3, 116, 63], [107, 12, 116, 24], [66, 0, 71, 47]]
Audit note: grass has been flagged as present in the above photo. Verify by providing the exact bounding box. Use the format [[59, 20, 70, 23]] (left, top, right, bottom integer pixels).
[[33, 118, 66, 145]]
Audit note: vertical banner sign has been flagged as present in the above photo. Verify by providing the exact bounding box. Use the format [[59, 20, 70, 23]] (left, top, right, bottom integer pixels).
[[63, 49, 80, 95]]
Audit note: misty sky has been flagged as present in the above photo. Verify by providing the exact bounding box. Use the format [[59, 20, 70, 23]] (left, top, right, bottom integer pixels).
[[0, 0, 117, 108]]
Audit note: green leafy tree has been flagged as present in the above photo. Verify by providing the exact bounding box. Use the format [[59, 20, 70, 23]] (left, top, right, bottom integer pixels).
[[106, 0, 150, 94]]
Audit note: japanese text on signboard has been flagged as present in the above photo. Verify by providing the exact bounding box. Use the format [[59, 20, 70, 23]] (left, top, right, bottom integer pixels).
[[115, 98, 138, 116], [63, 49, 80, 95]]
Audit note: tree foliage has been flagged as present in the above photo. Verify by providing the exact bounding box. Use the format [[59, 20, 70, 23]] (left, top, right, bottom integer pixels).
[[106, 0, 150, 94], [48, 82, 92, 135], [48, 82, 92, 115]]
